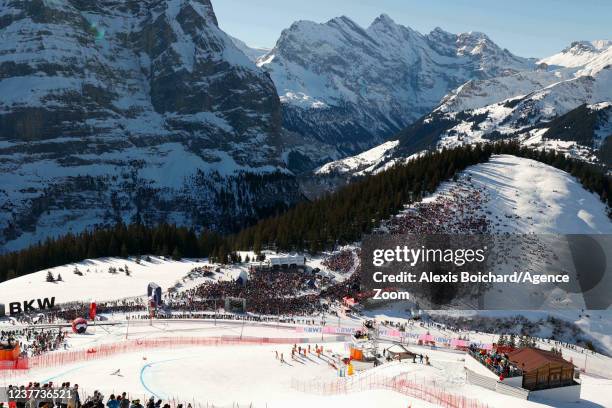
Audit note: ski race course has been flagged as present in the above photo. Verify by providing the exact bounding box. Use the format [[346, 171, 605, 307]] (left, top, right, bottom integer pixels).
[[1, 317, 612, 408]]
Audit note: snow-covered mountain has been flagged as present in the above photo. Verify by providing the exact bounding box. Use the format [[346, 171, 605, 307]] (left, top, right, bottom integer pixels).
[[257, 14, 534, 155], [539, 40, 612, 74], [315, 141, 399, 176], [0, 0, 303, 251], [318, 39, 612, 176], [1, 0, 609, 252], [229, 36, 271, 62], [421, 40, 612, 160]]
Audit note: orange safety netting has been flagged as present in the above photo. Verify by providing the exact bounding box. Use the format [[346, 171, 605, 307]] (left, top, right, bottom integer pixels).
[[0, 344, 20, 361]]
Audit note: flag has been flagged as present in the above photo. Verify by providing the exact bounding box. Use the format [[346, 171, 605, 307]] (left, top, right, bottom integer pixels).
[[89, 302, 97, 320]]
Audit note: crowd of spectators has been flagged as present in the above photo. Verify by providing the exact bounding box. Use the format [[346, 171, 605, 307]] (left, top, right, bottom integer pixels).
[[321, 250, 356, 274], [1, 328, 67, 357], [468, 344, 521, 378], [1, 266, 362, 328], [1, 384, 193, 408], [174, 268, 332, 315], [385, 181, 490, 235]]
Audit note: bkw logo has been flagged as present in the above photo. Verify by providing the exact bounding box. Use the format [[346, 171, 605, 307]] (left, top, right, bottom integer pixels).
[[0, 297, 56, 316]]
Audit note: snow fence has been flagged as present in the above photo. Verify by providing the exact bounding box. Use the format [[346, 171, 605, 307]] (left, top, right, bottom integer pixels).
[[8, 335, 345, 370], [292, 370, 489, 408]]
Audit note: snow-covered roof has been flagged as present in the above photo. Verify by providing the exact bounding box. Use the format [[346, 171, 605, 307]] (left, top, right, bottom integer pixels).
[[268, 255, 305, 266]]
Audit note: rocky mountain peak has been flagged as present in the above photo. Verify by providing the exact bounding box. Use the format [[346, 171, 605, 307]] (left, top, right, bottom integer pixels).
[[564, 40, 612, 54], [258, 15, 532, 155], [368, 13, 399, 30]]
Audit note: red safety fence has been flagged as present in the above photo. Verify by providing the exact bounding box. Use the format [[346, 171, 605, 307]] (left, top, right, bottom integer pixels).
[[0, 359, 28, 370], [4, 335, 326, 371], [292, 371, 489, 408]]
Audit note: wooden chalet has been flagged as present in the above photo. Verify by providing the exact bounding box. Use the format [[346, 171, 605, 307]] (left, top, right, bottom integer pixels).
[[508, 348, 577, 391]]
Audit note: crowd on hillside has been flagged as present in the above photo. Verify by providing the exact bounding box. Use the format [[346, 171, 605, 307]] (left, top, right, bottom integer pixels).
[[173, 268, 331, 315], [385, 181, 491, 235], [0, 279, 354, 331], [0, 328, 67, 357], [0, 261, 365, 339], [5, 299, 145, 325], [321, 250, 356, 273]]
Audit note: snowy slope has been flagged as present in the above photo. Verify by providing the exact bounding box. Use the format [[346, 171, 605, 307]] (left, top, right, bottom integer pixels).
[[378, 155, 612, 353], [439, 39, 612, 114], [315, 141, 399, 175], [0, 256, 216, 305], [418, 155, 612, 234], [258, 14, 534, 154], [539, 40, 612, 75], [437, 69, 575, 113], [328, 69, 612, 175], [229, 35, 271, 61], [434, 43, 612, 158], [433, 69, 612, 152]]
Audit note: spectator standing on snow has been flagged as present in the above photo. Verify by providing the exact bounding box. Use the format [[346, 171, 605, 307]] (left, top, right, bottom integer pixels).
[[60, 383, 69, 408], [120, 394, 129, 408], [130, 400, 143, 408], [68, 384, 80, 408], [106, 395, 119, 408]]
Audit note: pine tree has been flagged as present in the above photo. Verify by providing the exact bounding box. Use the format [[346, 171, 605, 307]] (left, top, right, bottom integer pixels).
[[108, 235, 120, 256], [120, 243, 129, 258], [46, 271, 55, 282], [509, 333, 516, 348], [172, 247, 182, 261], [56, 273, 62, 281]]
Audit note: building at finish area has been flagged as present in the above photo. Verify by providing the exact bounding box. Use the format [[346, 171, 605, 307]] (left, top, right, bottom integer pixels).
[[267, 254, 306, 269]]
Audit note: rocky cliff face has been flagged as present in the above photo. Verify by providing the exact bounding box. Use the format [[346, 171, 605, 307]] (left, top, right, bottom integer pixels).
[[258, 14, 534, 155], [0, 0, 299, 251], [0, 0, 282, 163]]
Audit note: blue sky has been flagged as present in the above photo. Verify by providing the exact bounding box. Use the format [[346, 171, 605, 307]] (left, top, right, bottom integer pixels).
[[213, 0, 612, 58]]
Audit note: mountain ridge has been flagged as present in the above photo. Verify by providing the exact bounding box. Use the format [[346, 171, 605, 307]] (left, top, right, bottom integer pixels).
[[314, 38, 612, 177], [1, 2, 610, 252], [257, 13, 534, 155]]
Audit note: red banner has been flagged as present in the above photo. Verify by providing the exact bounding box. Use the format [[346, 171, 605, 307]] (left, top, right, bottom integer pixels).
[[89, 302, 97, 320]]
